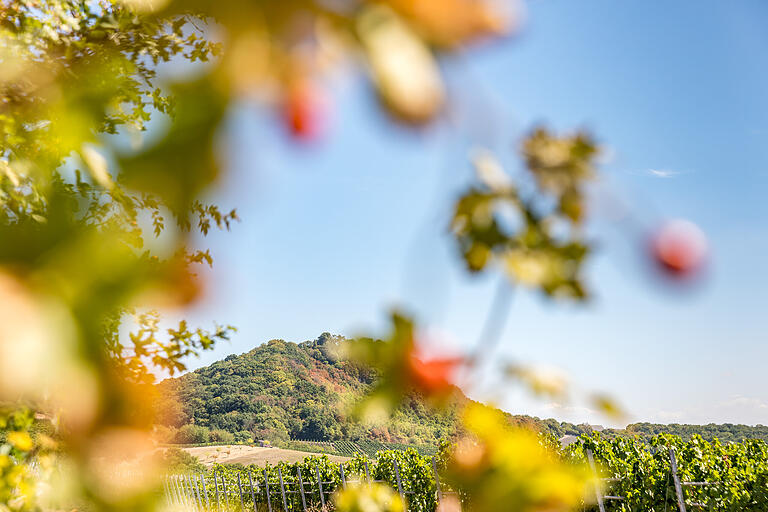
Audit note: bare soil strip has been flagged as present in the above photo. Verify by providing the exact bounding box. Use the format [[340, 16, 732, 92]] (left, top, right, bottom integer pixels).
[[183, 445, 350, 467]]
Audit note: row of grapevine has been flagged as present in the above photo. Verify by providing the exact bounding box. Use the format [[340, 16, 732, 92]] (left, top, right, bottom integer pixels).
[[351, 440, 437, 458], [331, 441, 362, 457], [381, 443, 437, 457], [168, 434, 768, 511], [566, 433, 768, 511], [281, 440, 341, 456], [279, 439, 437, 458], [167, 451, 439, 512], [353, 439, 388, 457]]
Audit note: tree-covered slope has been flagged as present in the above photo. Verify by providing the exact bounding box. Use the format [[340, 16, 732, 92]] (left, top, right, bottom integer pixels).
[[157, 334, 465, 445]]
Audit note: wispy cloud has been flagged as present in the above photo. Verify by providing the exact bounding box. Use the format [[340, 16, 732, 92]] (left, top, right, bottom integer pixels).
[[647, 168, 682, 178], [542, 402, 599, 418], [648, 395, 768, 426], [627, 167, 691, 178], [718, 395, 768, 411]]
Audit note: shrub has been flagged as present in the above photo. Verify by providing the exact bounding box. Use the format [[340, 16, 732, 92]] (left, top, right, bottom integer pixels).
[[210, 429, 235, 444], [176, 424, 211, 444], [234, 431, 254, 444], [153, 424, 178, 444], [161, 447, 206, 473]]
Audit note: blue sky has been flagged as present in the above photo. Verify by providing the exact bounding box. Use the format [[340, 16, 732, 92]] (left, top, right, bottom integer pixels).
[[179, 0, 768, 427]]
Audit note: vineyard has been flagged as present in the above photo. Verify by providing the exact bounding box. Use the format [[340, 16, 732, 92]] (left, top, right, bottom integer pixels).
[[571, 433, 768, 511], [166, 434, 768, 511], [282, 439, 437, 458]]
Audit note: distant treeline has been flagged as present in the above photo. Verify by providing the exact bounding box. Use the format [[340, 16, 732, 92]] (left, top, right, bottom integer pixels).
[[605, 422, 768, 443]]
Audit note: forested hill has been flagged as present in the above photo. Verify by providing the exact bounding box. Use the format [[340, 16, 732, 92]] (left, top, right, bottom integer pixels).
[[156, 333, 768, 446], [156, 333, 467, 445]]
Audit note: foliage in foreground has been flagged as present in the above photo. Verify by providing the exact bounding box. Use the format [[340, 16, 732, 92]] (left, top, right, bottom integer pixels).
[[0, 0, 718, 511]]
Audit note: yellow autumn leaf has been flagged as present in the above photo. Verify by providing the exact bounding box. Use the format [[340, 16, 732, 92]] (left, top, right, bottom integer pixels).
[[80, 145, 114, 190], [590, 394, 625, 420], [445, 403, 591, 512], [7, 431, 33, 452], [384, 0, 518, 47], [335, 483, 405, 512], [506, 363, 568, 398], [504, 249, 551, 287], [357, 5, 445, 124]]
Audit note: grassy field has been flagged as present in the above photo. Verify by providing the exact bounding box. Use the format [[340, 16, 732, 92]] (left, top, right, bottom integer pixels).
[[183, 444, 350, 467]]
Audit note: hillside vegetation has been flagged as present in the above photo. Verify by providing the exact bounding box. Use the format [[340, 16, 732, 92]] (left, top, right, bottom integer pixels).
[[157, 334, 768, 447], [157, 334, 466, 446]]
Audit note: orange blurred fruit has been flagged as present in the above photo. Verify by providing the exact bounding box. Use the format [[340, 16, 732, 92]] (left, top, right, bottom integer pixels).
[[283, 80, 327, 141], [651, 219, 707, 277]]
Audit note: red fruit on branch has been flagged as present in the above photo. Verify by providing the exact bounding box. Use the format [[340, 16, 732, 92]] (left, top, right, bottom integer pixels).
[[651, 219, 708, 278], [282, 80, 328, 141], [407, 352, 463, 396]]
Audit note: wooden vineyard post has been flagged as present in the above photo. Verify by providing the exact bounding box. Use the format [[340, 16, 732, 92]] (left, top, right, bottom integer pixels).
[[340, 463, 347, 489], [364, 460, 371, 483], [221, 471, 230, 510], [316, 466, 326, 509], [213, 470, 221, 512], [263, 469, 273, 512], [393, 460, 405, 501], [201, 473, 211, 509], [191, 474, 203, 509], [586, 449, 606, 512], [238, 472, 245, 509], [176, 476, 186, 505], [162, 477, 171, 505], [669, 447, 687, 512], [183, 475, 191, 508], [165, 477, 176, 505], [163, 477, 172, 505], [181, 476, 189, 505], [248, 470, 257, 512], [278, 466, 289, 512], [179, 475, 190, 505], [173, 476, 184, 506], [432, 458, 443, 504], [186, 475, 195, 506], [297, 467, 307, 511]]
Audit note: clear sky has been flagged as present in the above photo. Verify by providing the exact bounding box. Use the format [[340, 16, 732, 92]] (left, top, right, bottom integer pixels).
[[178, 0, 768, 428]]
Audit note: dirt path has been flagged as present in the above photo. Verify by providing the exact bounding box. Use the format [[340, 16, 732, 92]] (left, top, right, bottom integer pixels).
[[183, 445, 349, 467]]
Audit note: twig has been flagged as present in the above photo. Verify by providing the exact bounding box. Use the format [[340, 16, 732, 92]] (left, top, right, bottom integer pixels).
[[468, 278, 514, 366]]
